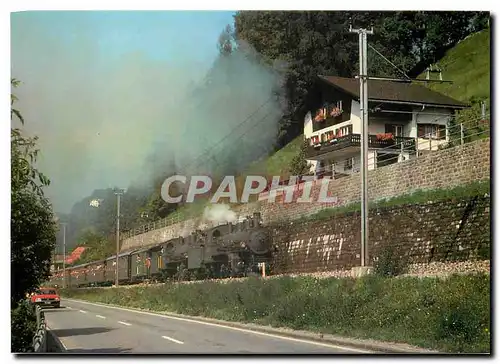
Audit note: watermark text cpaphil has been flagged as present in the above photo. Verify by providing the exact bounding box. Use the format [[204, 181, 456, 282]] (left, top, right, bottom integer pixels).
[[161, 175, 340, 204]]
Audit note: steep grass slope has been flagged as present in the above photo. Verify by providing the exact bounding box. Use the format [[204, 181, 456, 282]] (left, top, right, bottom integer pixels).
[[418, 28, 490, 105]]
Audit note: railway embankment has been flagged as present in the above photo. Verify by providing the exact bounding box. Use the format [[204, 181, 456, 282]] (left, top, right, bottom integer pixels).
[[61, 272, 490, 354]]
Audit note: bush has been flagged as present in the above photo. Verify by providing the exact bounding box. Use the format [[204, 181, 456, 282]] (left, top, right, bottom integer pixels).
[[11, 300, 38, 353], [61, 273, 491, 353], [374, 245, 409, 277]]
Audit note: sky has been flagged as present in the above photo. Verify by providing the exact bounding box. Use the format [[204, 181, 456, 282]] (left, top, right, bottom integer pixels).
[[11, 10, 237, 213]]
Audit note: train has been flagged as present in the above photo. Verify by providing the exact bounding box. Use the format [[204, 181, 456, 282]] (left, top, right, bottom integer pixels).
[[49, 212, 275, 288]]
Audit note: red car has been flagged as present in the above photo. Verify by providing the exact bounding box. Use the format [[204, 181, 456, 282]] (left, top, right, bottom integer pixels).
[[30, 287, 61, 308]]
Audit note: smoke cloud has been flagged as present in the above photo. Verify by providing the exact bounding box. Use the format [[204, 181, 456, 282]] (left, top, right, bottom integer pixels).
[[11, 13, 285, 214], [201, 203, 238, 224]]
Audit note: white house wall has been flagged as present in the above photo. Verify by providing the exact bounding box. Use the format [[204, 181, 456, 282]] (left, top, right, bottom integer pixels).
[[303, 100, 362, 141], [307, 159, 318, 174], [304, 98, 456, 173], [414, 106, 452, 126], [412, 106, 452, 150], [308, 150, 378, 176], [349, 100, 362, 133], [369, 119, 390, 135], [304, 111, 313, 138]]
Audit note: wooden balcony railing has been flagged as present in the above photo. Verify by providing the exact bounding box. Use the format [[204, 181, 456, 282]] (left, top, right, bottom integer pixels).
[[305, 134, 416, 159]]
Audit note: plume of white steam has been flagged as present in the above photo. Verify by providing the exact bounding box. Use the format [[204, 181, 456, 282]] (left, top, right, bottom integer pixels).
[[202, 204, 237, 224]]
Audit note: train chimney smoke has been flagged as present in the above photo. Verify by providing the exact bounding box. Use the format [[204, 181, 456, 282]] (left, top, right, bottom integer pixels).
[[202, 204, 237, 224]]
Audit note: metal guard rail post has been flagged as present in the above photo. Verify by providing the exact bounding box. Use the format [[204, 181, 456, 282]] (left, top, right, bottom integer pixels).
[[32, 305, 47, 353]]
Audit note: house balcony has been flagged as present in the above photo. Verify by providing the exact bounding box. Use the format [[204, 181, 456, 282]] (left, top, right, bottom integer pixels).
[[305, 133, 416, 160]]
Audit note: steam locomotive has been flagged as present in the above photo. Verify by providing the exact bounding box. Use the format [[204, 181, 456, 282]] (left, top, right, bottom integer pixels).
[[49, 212, 274, 288]]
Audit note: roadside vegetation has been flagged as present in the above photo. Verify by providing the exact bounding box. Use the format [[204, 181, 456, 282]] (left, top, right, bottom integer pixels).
[[11, 78, 57, 352], [61, 273, 490, 353]]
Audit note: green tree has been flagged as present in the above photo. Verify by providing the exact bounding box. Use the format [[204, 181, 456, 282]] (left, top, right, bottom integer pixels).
[[217, 24, 236, 56], [289, 139, 312, 176], [11, 78, 57, 352], [11, 300, 38, 352], [11, 78, 57, 306]]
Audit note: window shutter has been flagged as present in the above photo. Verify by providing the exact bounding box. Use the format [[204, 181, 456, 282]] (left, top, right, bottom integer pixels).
[[417, 124, 425, 138]]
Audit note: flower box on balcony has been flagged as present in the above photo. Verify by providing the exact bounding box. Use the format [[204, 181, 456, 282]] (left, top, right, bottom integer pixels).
[[376, 133, 394, 141], [329, 107, 343, 118], [314, 108, 326, 123]]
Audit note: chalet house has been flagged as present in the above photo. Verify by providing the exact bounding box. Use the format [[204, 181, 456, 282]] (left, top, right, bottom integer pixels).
[[303, 75, 468, 179]]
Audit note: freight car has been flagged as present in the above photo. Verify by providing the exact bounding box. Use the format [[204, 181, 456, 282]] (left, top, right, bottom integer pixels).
[[50, 212, 273, 288]]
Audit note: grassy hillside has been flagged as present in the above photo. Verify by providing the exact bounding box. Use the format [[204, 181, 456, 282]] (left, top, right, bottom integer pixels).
[[244, 135, 304, 177], [418, 28, 490, 105], [416, 27, 490, 147]]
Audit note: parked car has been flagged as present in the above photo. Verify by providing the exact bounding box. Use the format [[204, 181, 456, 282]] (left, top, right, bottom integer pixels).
[[30, 287, 61, 308]]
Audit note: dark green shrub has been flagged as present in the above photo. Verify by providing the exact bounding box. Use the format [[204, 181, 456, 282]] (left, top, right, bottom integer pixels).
[[374, 245, 409, 277], [11, 300, 38, 353]]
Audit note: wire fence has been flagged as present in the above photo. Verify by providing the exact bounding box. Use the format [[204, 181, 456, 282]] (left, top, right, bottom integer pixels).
[[121, 209, 194, 240], [31, 305, 47, 353]]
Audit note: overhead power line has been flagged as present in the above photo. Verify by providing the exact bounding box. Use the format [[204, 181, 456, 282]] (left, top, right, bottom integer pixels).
[[184, 96, 276, 173], [193, 105, 279, 173], [367, 43, 411, 80]]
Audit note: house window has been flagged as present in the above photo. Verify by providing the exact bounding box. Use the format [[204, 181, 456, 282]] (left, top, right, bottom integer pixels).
[[417, 124, 446, 140], [328, 100, 343, 118], [312, 98, 351, 132], [385, 124, 403, 137], [314, 100, 343, 122]]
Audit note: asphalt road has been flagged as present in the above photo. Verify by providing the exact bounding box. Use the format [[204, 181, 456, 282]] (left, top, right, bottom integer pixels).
[[44, 299, 372, 354]]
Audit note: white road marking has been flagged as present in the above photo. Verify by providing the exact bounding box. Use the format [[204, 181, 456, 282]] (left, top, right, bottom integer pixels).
[[118, 321, 131, 326], [79, 310, 87, 313], [96, 315, 106, 319], [65, 299, 372, 353], [66, 306, 72, 309], [162, 335, 184, 344]]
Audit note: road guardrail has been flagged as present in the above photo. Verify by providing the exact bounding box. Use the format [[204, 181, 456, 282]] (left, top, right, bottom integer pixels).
[[32, 305, 47, 353]]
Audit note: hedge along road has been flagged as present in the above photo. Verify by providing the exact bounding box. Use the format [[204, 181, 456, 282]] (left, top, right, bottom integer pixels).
[[43, 299, 374, 354]]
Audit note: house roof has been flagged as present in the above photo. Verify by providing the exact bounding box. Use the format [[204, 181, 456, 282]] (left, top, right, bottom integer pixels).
[[66, 246, 87, 264], [317, 75, 468, 109]]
